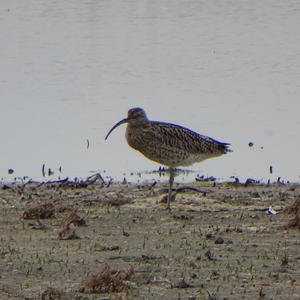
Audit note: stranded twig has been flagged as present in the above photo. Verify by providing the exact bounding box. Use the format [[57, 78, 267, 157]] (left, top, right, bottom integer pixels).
[[156, 186, 212, 195], [85, 173, 105, 185]]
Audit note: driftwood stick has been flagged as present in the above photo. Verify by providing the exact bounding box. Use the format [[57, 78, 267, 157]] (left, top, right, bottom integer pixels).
[[156, 185, 212, 195], [85, 173, 105, 185]]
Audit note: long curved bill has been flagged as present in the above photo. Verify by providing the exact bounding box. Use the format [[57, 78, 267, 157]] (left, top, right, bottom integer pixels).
[[105, 118, 128, 140]]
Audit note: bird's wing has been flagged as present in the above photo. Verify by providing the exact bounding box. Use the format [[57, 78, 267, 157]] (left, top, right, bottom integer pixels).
[[147, 121, 230, 155]]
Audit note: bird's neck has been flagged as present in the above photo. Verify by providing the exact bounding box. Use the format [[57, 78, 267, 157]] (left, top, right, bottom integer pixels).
[[127, 118, 149, 128]]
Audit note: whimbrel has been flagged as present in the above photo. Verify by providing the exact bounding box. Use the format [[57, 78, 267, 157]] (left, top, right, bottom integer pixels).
[[105, 108, 231, 210]]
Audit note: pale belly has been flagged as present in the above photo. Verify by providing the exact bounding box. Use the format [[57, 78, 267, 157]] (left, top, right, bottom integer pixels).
[[132, 143, 221, 168]]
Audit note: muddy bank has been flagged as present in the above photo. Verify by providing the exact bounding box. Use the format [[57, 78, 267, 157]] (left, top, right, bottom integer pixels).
[[0, 180, 299, 299]]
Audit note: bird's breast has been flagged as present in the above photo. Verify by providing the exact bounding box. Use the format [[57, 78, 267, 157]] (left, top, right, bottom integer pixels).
[[125, 125, 143, 151]]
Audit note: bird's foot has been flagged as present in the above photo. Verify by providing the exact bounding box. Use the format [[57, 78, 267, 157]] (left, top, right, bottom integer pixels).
[[166, 205, 172, 212]]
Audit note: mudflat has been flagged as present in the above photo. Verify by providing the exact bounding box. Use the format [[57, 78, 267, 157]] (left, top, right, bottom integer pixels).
[[0, 180, 299, 299]]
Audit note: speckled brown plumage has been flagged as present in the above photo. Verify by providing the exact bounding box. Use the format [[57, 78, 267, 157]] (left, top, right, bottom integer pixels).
[[126, 120, 229, 167], [105, 107, 231, 210]]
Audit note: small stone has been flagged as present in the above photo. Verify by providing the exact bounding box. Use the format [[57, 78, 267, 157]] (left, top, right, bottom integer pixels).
[[173, 278, 193, 289], [206, 233, 215, 240], [252, 192, 260, 198], [215, 237, 224, 244], [122, 229, 130, 237]]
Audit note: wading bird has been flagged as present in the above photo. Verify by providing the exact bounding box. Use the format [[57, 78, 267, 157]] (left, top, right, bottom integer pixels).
[[105, 107, 231, 210]]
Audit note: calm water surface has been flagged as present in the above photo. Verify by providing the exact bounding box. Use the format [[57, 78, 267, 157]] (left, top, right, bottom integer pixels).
[[0, 1, 300, 183]]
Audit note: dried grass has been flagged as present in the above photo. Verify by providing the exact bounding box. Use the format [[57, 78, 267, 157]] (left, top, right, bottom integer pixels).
[[58, 224, 80, 240], [284, 198, 300, 229], [62, 210, 86, 227], [101, 195, 132, 207], [80, 264, 134, 294], [41, 287, 63, 300], [23, 203, 55, 219]]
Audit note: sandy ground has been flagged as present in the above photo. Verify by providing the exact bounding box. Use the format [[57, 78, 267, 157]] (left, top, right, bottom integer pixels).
[[0, 179, 299, 300]]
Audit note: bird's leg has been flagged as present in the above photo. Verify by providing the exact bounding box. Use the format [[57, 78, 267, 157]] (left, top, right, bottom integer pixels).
[[167, 167, 175, 210]]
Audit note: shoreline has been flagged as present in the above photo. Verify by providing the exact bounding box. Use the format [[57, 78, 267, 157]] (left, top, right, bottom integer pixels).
[[0, 180, 299, 299]]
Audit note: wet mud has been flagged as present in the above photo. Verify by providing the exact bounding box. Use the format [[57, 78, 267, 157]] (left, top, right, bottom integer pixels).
[[0, 180, 299, 299]]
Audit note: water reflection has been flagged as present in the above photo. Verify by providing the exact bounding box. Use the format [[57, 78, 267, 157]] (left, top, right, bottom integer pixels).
[[0, 1, 299, 183]]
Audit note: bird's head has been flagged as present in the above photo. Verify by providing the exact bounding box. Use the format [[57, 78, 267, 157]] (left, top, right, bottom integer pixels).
[[105, 107, 148, 140]]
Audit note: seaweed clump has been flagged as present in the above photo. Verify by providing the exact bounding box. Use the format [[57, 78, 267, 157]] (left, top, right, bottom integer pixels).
[[80, 264, 134, 293]]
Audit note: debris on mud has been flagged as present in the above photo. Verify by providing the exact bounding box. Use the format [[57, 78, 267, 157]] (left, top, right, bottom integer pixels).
[[214, 236, 224, 244], [55, 204, 76, 213], [159, 192, 176, 203], [80, 264, 134, 293], [206, 233, 216, 240], [284, 197, 300, 229], [94, 243, 120, 252], [207, 290, 218, 300], [41, 286, 64, 300], [173, 278, 193, 289], [195, 175, 216, 182], [58, 223, 80, 240], [265, 206, 277, 215], [28, 219, 47, 230], [122, 228, 130, 237], [101, 194, 132, 206], [205, 249, 216, 261], [281, 252, 289, 268], [62, 210, 86, 227], [173, 212, 193, 220], [23, 203, 55, 219], [245, 178, 260, 185]]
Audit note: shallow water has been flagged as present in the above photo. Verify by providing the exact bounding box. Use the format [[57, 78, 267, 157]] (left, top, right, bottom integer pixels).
[[0, 1, 300, 183]]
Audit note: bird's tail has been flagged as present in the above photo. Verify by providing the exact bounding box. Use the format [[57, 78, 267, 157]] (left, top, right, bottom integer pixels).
[[222, 143, 232, 153]]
